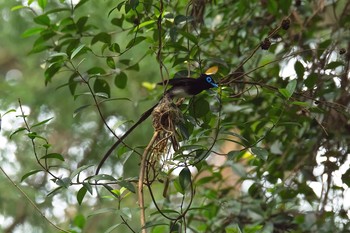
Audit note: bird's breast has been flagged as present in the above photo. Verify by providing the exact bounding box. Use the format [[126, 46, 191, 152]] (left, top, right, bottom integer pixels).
[[168, 85, 194, 97]]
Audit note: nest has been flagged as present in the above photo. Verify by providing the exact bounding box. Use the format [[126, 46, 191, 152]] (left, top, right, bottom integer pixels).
[[152, 95, 183, 131], [150, 94, 184, 160]]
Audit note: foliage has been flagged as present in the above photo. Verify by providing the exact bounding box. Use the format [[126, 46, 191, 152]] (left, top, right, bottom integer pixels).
[[1, 0, 350, 232]]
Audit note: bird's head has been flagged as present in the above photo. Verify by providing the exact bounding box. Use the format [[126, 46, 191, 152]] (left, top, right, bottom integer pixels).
[[199, 74, 218, 89]]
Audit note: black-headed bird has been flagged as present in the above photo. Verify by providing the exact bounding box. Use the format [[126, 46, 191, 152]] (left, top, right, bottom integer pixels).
[[96, 68, 218, 174]]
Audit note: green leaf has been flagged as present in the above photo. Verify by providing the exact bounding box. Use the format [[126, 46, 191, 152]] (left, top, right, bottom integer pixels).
[[87, 66, 106, 75], [21, 27, 44, 38], [74, 0, 89, 10], [29, 44, 52, 55], [73, 104, 91, 117], [91, 32, 111, 45], [279, 79, 297, 99], [280, 188, 297, 200], [83, 182, 93, 194], [44, 63, 61, 85], [88, 207, 116, 217], [56, 177, 71, 188], [21, 169, 43, 182], [178, 30, 198, 44], [118, 180, 135, 193], [114, 72, 127, 89], [286, 79, 297, 97], [137, 19, 156, 29], [34, 14, 50, 26], [243, 224, 264, 233], [91, 174, 117, 181], [291, 101, 310, 107], [111, 16, 124, 27], [10, 127, 27, 139], [325, 61, 344, 70], [38, 0, 48, 10], [43, 143, 51, 149], [126, 36, 146, 49], [251, 147, 268, 161], [106, 57, 116, 69], [173, 179, 183, 194], [294, 61, 305, 79], [225, 224, 243, 233], [190, 98, 210, 118], [76, 16, 89, 33], [70, 44, 86, 59], [27, 132, 47, 141], [111, 189, 121, 197], [179, 167, 191, 192], [230, 163, 246, 177], [120, 59, 131, 65], [31, 117, 54, 129], [195, 176, 214, 186], [343, 169, 350, 187], [105, 224, 122, 233], [129, 0, 139, 9], [70, 165, 94, 179], [267, 0, 278, 14], [227, 150, 245, 160], [95, 91, 110, 99], [45, 7, 71, 14], [101, 184, 120, 198], [11, 5, 26, 11], [126, 63, 140, 71], [144, 221, 169, 229], [77, 186, 87, 205], [280, 0, 292, 14], [109, 43, 120, 53], [59, 17, 75, 32], [41, 153, 65, 161], [108, 5, 119, 17], [93, 79, 110, 98], [49, 52, 68, 58], [69, 74, 78, 95], [73, 214, 86, 229], [304, 73, 317, 88], [47, 186, 63, 197], [2, 109, 16, 117]]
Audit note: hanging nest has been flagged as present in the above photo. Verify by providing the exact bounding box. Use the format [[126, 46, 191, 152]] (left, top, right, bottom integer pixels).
[[145, 96, 185, 195], [151, 94, 184, 158]]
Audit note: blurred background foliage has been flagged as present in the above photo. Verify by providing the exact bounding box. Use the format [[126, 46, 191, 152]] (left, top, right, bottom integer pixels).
[[0, 0, 349, 232]]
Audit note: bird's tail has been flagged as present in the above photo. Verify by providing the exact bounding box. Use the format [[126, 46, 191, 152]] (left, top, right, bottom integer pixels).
[[95, 103, 158, 175]]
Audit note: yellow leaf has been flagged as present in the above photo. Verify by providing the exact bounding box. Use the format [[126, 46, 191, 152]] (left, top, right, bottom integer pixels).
[[242, 151, 254, 160], [142, 82, 156, 90]]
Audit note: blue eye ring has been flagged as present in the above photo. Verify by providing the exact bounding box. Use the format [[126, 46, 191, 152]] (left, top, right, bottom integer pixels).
[[206, 76, 212, 82], [206, 75, 218, 87]]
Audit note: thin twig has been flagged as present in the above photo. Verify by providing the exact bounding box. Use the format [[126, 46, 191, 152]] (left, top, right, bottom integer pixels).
[[18, 99, 60, 180], [0, 166, 70, 233]]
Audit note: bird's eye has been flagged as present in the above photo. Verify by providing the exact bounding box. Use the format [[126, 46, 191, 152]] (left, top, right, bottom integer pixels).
[[205, 75, 218, 87]]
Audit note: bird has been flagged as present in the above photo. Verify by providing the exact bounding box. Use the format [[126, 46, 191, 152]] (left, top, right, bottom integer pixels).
[[160, 73, 218, 98], [95, 70, 218, 175]]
